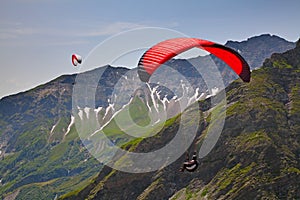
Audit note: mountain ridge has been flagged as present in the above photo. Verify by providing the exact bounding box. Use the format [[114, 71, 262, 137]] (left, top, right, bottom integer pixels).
[[61, 38, 300, 199], [0, 34, 297, 199], [225, 33, 295, 70]]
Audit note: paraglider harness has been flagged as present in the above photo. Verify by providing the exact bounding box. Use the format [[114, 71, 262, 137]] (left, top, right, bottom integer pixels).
[[179, 151, 199, 172]]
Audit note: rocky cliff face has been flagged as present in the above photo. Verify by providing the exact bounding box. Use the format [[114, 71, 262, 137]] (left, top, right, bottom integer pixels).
[[61, 40, 300, 200]]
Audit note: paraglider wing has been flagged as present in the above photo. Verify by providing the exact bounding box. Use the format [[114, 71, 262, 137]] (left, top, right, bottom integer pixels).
[[137, 38, 250, 82], [72, 54, 82, 66], [200, 43, 250, 82]]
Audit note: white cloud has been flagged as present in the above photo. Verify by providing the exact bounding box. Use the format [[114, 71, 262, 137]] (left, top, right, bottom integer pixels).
[[46, 40, 89, 46], [0, 21, 146, 40], [0, 21, 44, 40], [0, 20, 178, 47], [79, 22, 145, 37]]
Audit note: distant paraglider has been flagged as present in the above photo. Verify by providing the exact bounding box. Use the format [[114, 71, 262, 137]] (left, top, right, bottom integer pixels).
[[71, 54, 82, 66], [137, 37, 251, 83]]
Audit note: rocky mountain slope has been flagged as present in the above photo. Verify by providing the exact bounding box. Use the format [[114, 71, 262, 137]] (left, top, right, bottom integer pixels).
[[61, 40, 300, 199], [226, 33, 295, 70], [0, 34, 296, 199]]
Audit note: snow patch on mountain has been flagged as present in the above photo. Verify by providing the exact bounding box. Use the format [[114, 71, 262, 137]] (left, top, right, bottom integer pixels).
[[84, 107, 91, 119], [50, 120, 59, 134], [65, 115, 75, 136]]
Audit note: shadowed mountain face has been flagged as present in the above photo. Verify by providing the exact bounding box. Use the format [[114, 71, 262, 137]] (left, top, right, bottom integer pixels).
[[0, 35, 296, 199], [61, 40, 300, 199]]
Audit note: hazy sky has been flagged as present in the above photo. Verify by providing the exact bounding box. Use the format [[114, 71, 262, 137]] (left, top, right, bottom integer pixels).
[[0, 0, 299, 98]]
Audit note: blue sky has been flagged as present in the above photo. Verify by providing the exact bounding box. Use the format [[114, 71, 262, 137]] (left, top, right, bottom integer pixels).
[[0, 0, 299, 98]]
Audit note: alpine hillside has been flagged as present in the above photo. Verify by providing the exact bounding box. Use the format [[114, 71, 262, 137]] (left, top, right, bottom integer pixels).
[[0, 34, 296, 199], [61, 39, 300, 199]]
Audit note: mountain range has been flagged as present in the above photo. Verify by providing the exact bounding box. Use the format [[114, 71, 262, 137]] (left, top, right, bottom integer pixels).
[[0, 34, 298, 199], [61, 39, 300, 199]]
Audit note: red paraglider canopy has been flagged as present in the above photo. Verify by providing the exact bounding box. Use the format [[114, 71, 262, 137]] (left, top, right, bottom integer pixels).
[[137, 38, 250, 82], [72, 54, 82, 66]]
